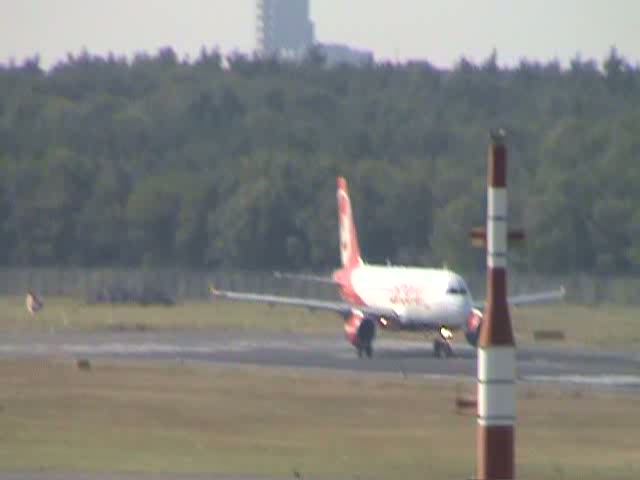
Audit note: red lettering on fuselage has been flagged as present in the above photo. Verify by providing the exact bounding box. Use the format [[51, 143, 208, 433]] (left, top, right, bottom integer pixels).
[[389, 284, 427, 306]]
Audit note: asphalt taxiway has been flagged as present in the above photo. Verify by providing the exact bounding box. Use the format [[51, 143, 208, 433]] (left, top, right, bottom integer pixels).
[[1, 330, 639, 392]]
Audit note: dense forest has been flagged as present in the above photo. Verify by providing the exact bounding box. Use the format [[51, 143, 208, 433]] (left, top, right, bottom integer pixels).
[[0, 47, 639, 273]]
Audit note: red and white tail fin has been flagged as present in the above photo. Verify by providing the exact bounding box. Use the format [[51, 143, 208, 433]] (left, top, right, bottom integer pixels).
[[336, 177, 363, 268]]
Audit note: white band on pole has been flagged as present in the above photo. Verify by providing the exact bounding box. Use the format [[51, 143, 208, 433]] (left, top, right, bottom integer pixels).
[[478, 348, 516, 382]]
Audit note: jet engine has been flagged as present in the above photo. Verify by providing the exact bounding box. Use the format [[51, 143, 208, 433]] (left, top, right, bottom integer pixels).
[[464, 308, 484, 347], [344, 312, 376, 357]]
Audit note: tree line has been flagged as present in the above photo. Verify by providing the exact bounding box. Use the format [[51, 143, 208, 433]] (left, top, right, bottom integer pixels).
[[1, 47, 639, 273]]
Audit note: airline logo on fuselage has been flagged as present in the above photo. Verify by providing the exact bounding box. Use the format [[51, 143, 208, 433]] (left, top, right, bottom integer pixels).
[[389, 284, 428, 307]]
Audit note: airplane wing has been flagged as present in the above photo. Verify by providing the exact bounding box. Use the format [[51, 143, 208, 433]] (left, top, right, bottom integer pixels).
[[474, 286, 566, 310], [273, 271, 337, 285], [210, 286, 399, 321]]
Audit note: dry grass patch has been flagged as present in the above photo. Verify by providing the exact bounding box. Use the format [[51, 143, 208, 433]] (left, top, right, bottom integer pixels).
[[512, 303, 640, 350], [0, 359, 638, 479]]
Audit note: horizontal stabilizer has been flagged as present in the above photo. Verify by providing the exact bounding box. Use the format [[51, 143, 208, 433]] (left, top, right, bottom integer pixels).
[[273, 271, 337, 285]]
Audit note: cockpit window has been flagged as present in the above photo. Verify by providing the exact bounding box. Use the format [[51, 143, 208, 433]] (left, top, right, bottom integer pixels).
[[446, 279, 468, 295], [446, 286, 467, 295]]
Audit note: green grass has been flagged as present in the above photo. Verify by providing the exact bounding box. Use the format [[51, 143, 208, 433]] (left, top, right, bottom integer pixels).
[[1, 295, 639, 351], [0, 295, 338, 334], [512, 303, 640, 351], [0, 359, 638, 479]]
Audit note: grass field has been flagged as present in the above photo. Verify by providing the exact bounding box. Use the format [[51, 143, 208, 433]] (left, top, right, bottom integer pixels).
[[511, 303, 640, 350], [0, 358, 638, 479], [0, 296, 338, 334], [1, 295, 639, 351]]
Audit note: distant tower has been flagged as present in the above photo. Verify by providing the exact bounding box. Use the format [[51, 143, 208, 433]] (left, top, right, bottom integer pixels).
[[256, 0, 315, 58]]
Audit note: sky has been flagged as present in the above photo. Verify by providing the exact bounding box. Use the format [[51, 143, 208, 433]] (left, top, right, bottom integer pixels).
[[1, 0, 639, 70]]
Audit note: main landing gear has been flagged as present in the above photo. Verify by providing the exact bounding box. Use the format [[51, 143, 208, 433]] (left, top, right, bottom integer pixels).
[[357, 343, 373, 358], [433, 327, 454, 358]]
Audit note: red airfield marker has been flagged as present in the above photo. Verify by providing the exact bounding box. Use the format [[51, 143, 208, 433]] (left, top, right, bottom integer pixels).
[[477, 131, 517, 480]]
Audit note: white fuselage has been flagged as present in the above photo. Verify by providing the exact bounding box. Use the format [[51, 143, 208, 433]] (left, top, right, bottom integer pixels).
[[347, 265, 473, 330]]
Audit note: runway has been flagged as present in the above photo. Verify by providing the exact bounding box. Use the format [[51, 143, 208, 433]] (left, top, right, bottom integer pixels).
[[1, 330, 639, 392]]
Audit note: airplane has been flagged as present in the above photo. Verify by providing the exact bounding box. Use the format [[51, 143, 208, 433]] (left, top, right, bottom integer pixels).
[[210, 177, 565, 358]]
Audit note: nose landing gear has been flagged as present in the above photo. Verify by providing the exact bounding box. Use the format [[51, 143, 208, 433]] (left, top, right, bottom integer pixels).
[[433, 327, 454, 358]]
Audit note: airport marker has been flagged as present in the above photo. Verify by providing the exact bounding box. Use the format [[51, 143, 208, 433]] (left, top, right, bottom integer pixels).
[[477, 131, 516, 480]]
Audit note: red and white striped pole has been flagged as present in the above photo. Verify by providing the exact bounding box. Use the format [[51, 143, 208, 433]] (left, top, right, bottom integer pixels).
[[477, 131, 516, 480]]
